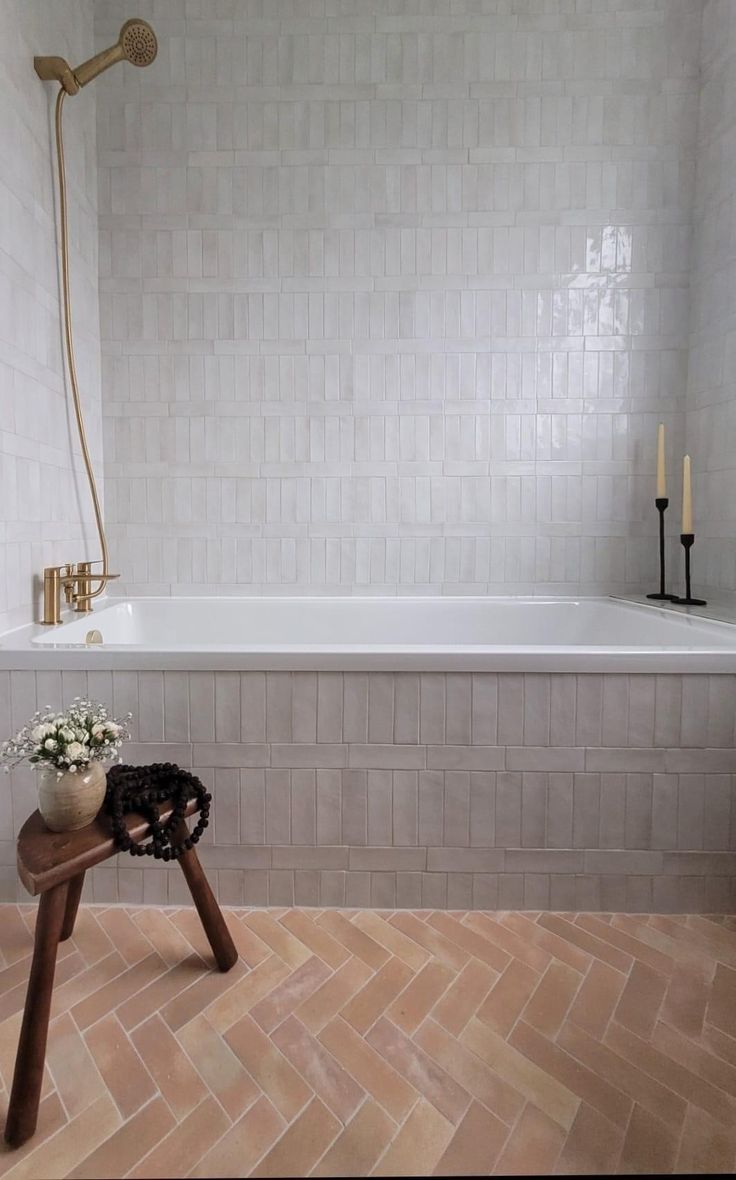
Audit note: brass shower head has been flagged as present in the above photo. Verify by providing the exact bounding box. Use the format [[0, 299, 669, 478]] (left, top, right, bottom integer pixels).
[[34, 18, 157, 94]]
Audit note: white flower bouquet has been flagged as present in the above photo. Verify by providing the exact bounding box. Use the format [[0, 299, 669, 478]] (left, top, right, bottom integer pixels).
[[1, 698, 131, 778]]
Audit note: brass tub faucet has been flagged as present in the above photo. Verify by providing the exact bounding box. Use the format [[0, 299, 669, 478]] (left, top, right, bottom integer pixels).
[[42, 563, 119, 625]]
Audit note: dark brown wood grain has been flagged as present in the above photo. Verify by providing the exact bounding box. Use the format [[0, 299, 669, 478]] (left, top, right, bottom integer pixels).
[[172, 820, 238, 973], [16, 797, 198, 896], [4, 882, 69, 1147], [60, 871, 85, 941]]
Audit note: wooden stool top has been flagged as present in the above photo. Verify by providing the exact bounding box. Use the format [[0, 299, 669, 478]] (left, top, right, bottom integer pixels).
[[17, 798, 198, 897]]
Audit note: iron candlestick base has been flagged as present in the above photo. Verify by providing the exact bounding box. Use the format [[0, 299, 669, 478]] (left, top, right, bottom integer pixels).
[[646, 498, 675, 601], [671, 533, 707, 607]]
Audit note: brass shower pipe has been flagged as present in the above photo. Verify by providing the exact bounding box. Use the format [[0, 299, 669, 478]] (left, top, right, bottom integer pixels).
[[35, 21, 157, 621]]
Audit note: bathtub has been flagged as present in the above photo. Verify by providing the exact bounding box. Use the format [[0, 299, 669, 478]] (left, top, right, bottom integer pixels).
[[1, 594, 735, 672]]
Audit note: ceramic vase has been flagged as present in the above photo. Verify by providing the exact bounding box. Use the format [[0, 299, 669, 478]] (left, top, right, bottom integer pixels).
[[37, 761, 107, 832]]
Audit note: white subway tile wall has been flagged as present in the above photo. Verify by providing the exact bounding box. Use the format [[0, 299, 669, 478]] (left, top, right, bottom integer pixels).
[[93, 0, 700, 597], [687, 0, 736, 594], [1, 670, 734, 911], [0, 1, 103, 632]]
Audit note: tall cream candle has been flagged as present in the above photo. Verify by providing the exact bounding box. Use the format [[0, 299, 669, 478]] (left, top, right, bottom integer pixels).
[[656, 423, 666, 498], [682, 454, 693, 534]]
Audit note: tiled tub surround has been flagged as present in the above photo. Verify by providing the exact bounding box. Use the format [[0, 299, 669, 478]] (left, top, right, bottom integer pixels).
[[95, 0, 700, 599], [1, 670, 735, 911], [0, 0, 103, 633], [686, 0, 736, 596]]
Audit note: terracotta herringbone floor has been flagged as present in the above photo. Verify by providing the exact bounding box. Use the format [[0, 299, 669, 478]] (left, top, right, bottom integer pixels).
[[0, 907, 735, 1176]]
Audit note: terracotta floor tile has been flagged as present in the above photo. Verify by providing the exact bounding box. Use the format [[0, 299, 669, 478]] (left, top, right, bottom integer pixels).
[[318, 1017, 417, 1122], [388, 914, 470, 972], [574, 915, 674, 977], [203, 953, 290, 1034], [415, 1018, 525, 1126], [177, 1012, 260, 1120], [251, 954, 332, 1033], [341, 957, 414, 1034], [311, 1099, 396, 1177], [492, 1102, 567, 1175], [71, 952, 168, 1031], [433, 1098, 509, 1176], [554, 1102, 624, 1175], [367, 1016, 470, 1124], [431, 958, 497, 1036], [557, 1019, 686, 1130], [131, 909, 200, 967], [278, 910, 351, 970], [66, 1095, 174, 1180], [386, 959, 454, 1034], [66, 910, 115, 966], [614, 960, 667, 1040], [707, 962, 736, 1039], [2, 1093, 121, 1180], [225, 1013, 312, 1121], [659, 964, 709, 1039], [271, 1015, 364, 1123], [169, 908, 219, 965], [476, 957, 541, 1037], [189, 1094, 285, 1179], [567, 959, 627, 1041], [220, 912, 273, 968], [605, 1020, 736, 1126], [509, 1019, 632, 1128], [371, 1098, 455, 1177], [674, 1103, 736, 1174], [537, 915, 632, 974], [316, 913, 390, 971], [463, 913, 551, 973], [652, 1018, 736, 1100], [701, 1022, 736, 1069], [351, 912, 431, 971], [0, 908, 34, 966], [242, 912, 313, 969], [126, 1096, 230, 1179], [160, 957, 248, 1032], [0, 950, 85, 1025], [426, 912, 511, 973], [251, 1096, 341, 1178], [618, 1104, 678, 1175], [130, 1013, 208, 1120], [460, 1017, 579, 1130], [0, 902, 732, 1179], [296, 956, 374, 1034], [521, 961, 582, 1039], [115, 953, 206, 1031], [83, 1012, 158, 1120], [501, 913, 591, 974], [45, 1012, 104, 1119], [94, 908, 155, 966]]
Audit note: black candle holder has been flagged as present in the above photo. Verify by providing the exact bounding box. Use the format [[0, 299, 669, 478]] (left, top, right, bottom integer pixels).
[[647, 497, 675, 601], [671, 533, 707, 607]]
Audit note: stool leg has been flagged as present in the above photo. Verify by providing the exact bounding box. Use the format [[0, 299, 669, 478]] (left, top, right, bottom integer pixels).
[[60, 872, 85, 941], [173, 822, 237, 973], [5, 882, 69, 1148]]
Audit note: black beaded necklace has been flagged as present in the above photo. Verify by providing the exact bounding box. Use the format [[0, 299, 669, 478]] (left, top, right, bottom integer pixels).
[[105, 762, 211, 861]]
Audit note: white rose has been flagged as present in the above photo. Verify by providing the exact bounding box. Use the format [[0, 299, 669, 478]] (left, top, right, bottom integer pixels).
[[44, 738, 58, 751], [106, 723, 121, 737], [91, 723, 105, 736], [66, 742, 86, 761], [32, 724, 53, 742]]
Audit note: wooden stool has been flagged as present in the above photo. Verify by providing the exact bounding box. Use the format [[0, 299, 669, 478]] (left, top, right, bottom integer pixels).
[[4, 798, 237, 1148]]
